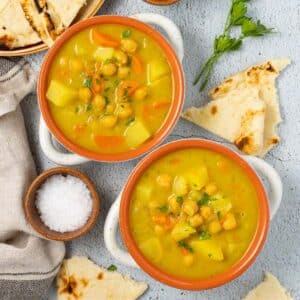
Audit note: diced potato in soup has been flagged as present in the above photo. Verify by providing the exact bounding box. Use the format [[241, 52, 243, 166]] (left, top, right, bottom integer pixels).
[[129, 149, 259, 279], [46, 24, 173, 154]]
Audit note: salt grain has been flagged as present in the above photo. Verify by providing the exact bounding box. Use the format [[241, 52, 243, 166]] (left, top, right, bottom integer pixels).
[[36, 175, 93, 232]]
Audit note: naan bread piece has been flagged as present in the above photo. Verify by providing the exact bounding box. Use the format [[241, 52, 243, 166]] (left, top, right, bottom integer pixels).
[[182, 88, 266, 155], [46, 0, 86, 28], [243, 272, 293, 300], [0, 0, 41, 49], [57, 257, 148, 300], [19, 0, 54, 47], [209, 59, 290, 156]]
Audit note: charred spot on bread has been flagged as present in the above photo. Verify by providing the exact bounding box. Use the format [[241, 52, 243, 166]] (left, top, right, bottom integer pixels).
[[97, 272, 104, 280], [235, 136, 250, 151], [211, 105, 218, 115]]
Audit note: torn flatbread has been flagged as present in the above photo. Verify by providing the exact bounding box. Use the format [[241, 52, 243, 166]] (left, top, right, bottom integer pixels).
[[182, 88, 266, 155], [0, 0, 41, 49], [209, 59, 290, 155], [19, 0, 54, 47], [57, 257, 148, 300], [243, 272, 293, 300]]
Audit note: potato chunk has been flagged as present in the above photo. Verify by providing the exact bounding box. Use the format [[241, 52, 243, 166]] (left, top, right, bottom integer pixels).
[[191, 240, 224, 261], [171, 222, 196, 242], [46, 80, 76, 107], [172, 176, 188, 196], [124, 120, 151, 148]]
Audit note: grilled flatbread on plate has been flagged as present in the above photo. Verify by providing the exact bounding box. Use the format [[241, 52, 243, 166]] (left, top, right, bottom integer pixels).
[[243, 272, 293, 300], [19, 0, 54, 46], [183, 88, 266, 155], [0, 0, 41, 49], [57, 257, 148, 300], [183, 59, 290, 156], [209, 59, 290, 156]]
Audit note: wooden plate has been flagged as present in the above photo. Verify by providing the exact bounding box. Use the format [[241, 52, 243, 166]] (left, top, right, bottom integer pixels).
[[0, 0, 105, 57]]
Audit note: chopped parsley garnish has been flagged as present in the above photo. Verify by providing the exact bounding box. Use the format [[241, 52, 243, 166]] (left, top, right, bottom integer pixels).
[[123, 88, 129, 97], [199, 231, 211, 240], [158, 205, 168, 213], [197, 193, 210, 206], [107, 264, 117, 271], [126, 118, 135, 126], [104, 96, 110, 105], [104, 87, 110, 92], [95, 78, 100, 84], [176, 196, 183, 203], [208, 253, 212, 258], [217, 211, 222, 220], [114, 79, 120, 86], [122, 29, 132, 38], [85, 103, 92, 111], [75, 106, 80, 113], [177, 240, 193, 253], [83, 77, 92, 89]]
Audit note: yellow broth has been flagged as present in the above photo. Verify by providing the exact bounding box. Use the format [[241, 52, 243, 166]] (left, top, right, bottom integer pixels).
[[129, 149, 259, 279], [46, 24, 173, 153]]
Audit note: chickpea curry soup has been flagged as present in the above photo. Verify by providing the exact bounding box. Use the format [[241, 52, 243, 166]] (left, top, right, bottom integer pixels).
[[46, 24, 173, 153], [129, 149, 259, 279]]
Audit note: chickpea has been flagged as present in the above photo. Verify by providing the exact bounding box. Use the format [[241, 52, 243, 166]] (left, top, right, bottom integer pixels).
[[200, 206, 212, 220], [117, 103, 133, 119], [101, 115, 118, 128], [183, 254, 194, 267], [168, 194, 181, 214], [106, 103, 115, 114], [182, 200, 199, 217], [133, 87, 148, 101], [69, 58, 83, 72], [148, 201, 160, 214], [205, 182, 218, 196], [208, 220, 222, 234], [173, 176, 188, 196], [222, 212, 237, 231], [121, 38, 138, 53], [93, 94, 106, 111], [102, 63, 117, 76], [154, 224, 165, 236], [114, 50, 128, 65], [188, 190, 202, 202], [118, 66, 130, 79], [189, 214, 203, 228], [157, 174, 172, 189], [78, 87, 92, 103]]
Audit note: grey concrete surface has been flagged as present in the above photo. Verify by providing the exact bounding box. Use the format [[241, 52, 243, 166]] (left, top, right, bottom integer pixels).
[[22, 0, 300, 299]]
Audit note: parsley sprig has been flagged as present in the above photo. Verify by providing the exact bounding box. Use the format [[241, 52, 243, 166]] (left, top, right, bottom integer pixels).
[[194, 0, 274, 92]]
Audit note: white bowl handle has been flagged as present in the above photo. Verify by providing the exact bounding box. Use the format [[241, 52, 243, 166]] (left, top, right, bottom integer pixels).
[[131, 13, 184, 62], [39, 117, 89, 165], [104, 192, 138, 268], [242, 156, 282, 220]]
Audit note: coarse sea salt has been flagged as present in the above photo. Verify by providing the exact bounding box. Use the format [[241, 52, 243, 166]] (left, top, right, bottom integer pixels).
[[36, 174, 93, 232]]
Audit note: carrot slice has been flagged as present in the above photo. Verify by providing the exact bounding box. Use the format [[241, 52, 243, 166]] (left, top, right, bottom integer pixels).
[[93, 135, 125, 148], [92, 30, 120, 48], [117, 80, 139, 99], [131, 54, 143, 75], [153, 100, 171, 110], [152, 214, 167, 225], [92, 74, 104, 93]]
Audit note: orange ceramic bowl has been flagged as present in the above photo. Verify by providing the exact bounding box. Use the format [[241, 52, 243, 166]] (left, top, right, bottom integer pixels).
[[37, 16, 184, 162], [120, 139, 270, 290]]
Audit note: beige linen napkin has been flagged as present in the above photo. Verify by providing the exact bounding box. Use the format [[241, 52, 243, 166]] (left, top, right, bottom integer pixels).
[[0, 58, 65, 300]]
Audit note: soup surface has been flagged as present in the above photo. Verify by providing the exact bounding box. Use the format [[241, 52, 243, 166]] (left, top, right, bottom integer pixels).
[[129, 149, 259, 279], [46, 24, 173, 153]]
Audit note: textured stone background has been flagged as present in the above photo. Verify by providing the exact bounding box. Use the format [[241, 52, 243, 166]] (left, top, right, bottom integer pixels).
[[22, 0, 300, 299]]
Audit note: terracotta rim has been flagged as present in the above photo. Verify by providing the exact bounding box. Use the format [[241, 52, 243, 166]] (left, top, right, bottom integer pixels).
[[0, 0, 105, 57], [143, 0, 179, 5], [120, 139, 270, 290], [38, 16, 185, 162], [24, 167, 100, 241]]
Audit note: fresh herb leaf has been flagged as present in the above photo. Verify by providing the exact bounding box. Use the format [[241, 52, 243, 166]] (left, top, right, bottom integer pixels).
[[217, 211, 222, 220], [75, 106, 80, 113], [176, 196, 184, 203], [177, 240, 193, 253], [199, 231, 211, 240], [158, 205, 168, 213], [114, 79, 120, 86], [208, 253, 212, 258], [197, 193, 210, 206], [194, 0, 274, 92], [107, 264, 117, 271], [95, 78, 100, 84], [83, 77, 92, 89], [85, 103, 92, 111], [126, 118, 135, 126], [123, 88, 129, 97], [122, 29, 132, 38], [104, 87, 110, 92], [104, 96, 110, 105]]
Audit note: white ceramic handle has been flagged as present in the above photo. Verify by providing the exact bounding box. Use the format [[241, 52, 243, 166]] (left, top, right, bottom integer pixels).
[[131, 13, 184, 62], [39, 117, 89, 165], [104, 193, 138, 268], [243, 156, 282, 220]]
